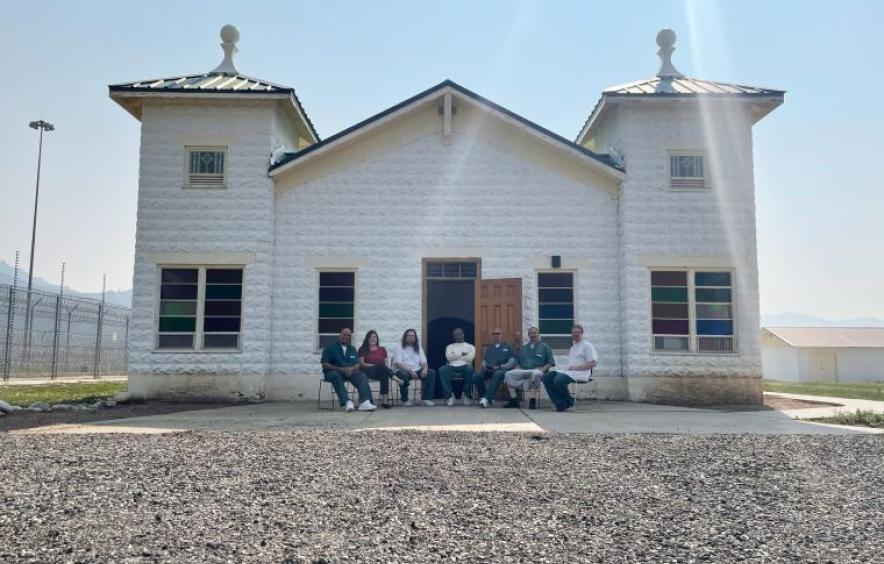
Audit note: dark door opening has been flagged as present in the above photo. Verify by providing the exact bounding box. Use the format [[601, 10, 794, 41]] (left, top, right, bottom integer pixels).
[[423, 260, 479, 375]]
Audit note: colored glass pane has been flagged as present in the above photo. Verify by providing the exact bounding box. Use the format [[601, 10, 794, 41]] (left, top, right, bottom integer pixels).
[[160, 284, 198, 300], [203, 334, 239, 349], [651, 271, 687, 286], [204, 300, 242, 316], [319, 303, 354, 318], [698, 337, 734, 352], [318, 318, 353, 333], [158, 334, 194, 349], [652, 303, 689, 318], [652, 319, 690, 335], [695, 272, 731, 287], [696, 320, 733, 336], [205, 284, 242, 300], [206, 269, 243, 283], [538, 273, 573, 288], [695, 288, 732, 303], [160, 301, 197, 316], [696, 304, 732, 319], [158, 317, 196, 332], [319, 271, 355, 286], [203, 317, 241, 332], [539, 304, 574, 319], [538, 288, 573, 303], [319, 287, 355, 302], [651, 287, 688, 302], [540, 320, 573, 335], [654, 336, 689, 351], [161, 269, 198, 283]]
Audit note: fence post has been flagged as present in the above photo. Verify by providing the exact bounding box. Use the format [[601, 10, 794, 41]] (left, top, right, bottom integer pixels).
[[93, 301, 104, 379], [50, 294, 61, 379], [123, 315, 130, 376], [3, 285, 14, 381]]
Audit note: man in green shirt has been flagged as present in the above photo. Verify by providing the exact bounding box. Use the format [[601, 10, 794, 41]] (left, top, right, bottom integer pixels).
[[503, 326, 555, 408], [321, 328, 376, 412]]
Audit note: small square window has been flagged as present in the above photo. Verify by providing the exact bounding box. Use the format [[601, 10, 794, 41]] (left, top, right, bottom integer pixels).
[[669, 154, 706, 190], [186, 147, 226, 187]]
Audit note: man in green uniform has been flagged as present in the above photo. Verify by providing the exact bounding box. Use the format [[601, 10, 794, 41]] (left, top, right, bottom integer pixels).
[[321, 327, 376, 412], [476, 328, 517, 408], [503, 326, 555, 408]]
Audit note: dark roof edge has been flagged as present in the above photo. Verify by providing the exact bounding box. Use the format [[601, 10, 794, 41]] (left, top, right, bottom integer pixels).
[[270, 79, 623, 173]]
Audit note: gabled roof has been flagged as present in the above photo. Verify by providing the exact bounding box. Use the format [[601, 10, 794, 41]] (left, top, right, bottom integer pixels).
[[764, 327, 884, 349], [603, 76, 784, 96], [270, 79, 624, 179], [576, 76, 785, 143], [109, 72, 319, 141]]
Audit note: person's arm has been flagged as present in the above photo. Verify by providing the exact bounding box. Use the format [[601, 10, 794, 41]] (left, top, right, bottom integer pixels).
[[571, 343, 598, 371], [359, 355, 375, 369], [445, 344, 459, 363], [464, 344, 476, 363], [538, 345, 555, 373], [500, 352, 517, 371]]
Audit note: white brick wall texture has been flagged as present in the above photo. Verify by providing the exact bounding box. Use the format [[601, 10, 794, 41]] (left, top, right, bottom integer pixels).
[[268, 133, 621, 398], [129, 96, 765, 404]]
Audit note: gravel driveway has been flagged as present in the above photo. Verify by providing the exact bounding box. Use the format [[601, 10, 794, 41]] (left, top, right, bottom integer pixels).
[[1, 431, 881, 563]]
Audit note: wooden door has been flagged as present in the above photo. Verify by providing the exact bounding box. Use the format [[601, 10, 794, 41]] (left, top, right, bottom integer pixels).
[[474, 278, 523, 369]]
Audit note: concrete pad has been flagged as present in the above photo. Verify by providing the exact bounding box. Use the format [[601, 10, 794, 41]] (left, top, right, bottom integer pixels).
[[13, 399, 880, 435]]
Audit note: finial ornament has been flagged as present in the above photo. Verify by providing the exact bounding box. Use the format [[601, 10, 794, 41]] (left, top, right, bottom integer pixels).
[[210, 24, 240, 75], [655, 28, 684, 79]]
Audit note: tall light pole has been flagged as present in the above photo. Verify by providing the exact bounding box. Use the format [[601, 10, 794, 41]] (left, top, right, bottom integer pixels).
[[24, 120, 54, 364]]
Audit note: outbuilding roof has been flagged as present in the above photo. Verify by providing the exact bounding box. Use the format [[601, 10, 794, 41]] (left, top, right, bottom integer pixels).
[[109, 73, 291, 94], [764, 327, 884, 349]]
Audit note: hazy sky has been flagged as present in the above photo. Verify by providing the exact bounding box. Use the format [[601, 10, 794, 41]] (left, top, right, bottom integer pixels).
[[1, 0, 882, 318]]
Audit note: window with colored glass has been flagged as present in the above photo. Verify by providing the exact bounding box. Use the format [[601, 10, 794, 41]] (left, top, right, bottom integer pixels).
[[203, 268, 243, 349], [538, 272, 574, 350], [158, 268, 199, 350], [651, 270, 690, 351], [157, 266, 243, 351], [318, 271, 355, 349], [694, 271, 734, 352]]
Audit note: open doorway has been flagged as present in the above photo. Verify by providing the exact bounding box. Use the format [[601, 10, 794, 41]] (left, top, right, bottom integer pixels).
[[423, 259, 479, 372]]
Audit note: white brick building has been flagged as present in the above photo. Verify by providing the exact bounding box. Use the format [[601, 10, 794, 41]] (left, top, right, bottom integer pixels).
[[109, 26, 784, 405]]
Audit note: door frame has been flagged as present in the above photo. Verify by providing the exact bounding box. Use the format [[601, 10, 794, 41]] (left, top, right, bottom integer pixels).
[[421, 258, 482, 351]]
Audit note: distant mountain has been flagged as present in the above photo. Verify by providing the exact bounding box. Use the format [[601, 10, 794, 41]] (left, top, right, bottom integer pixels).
[[761, 311, 884, 328], [0, 260, 131, 307]]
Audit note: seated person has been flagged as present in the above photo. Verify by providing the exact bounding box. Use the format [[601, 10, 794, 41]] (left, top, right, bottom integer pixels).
[[391, 328, 436, 407], [475, 328, 517, 408], [543, 324, 598, 412], [438, 327, 476, 406], [504, 326, 554, 408], [321, 327, 376, 412], [357, 329, 394, 409]]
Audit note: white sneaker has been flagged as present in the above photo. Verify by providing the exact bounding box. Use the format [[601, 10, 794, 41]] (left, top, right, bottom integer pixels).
[[462, 396, 472, 406], [446, 395, 456, 407], [345, 400, 355, 412], [479, 398, 489, 408], [358, 400, 377, 412], [423, 400, 435, 407], [403, 400, 414, 407]]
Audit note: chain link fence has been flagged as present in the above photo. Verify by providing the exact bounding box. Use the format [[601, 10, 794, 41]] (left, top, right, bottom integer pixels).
[[1, 284, 130, 380]]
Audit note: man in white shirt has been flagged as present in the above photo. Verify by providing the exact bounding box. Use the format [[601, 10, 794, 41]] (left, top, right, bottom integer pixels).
[[438, 327, 476, 406], [542, 324, 598, 412]]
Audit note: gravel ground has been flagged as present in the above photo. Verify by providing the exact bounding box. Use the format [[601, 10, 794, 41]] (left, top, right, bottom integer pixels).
[[1, 431, 882, 563]]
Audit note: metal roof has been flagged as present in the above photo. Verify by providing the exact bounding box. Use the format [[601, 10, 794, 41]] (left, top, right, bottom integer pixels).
[[603, 76, 784, 96], [576, 75, 785, 143], [109, 73, 291, 93], [764, 327, 884, 349], [109, 72, 319, 141], [270, 79, 624, 176]]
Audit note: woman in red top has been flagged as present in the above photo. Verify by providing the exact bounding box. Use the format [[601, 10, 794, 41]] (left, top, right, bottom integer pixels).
[[358, 330, 395, 408]]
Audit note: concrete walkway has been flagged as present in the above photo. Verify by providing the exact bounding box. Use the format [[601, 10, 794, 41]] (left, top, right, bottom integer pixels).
[[13, 398, 883, 435], [0, 376, 127, 386], [766, 391, 884, 419]]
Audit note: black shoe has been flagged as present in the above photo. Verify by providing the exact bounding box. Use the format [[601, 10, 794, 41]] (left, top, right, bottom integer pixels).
[[503, 398, 521, 408], [528, 398, 537, 410]]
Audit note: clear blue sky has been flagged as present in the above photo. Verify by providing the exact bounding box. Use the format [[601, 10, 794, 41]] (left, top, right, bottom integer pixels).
[[1, 0, 882, 318]]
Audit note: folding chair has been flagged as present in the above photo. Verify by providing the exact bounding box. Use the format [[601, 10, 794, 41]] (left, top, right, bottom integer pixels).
[[529, 368, 595, 409]]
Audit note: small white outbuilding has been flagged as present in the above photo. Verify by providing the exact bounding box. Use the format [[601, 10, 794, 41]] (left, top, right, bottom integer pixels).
[[761, 327, 884, 383]]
